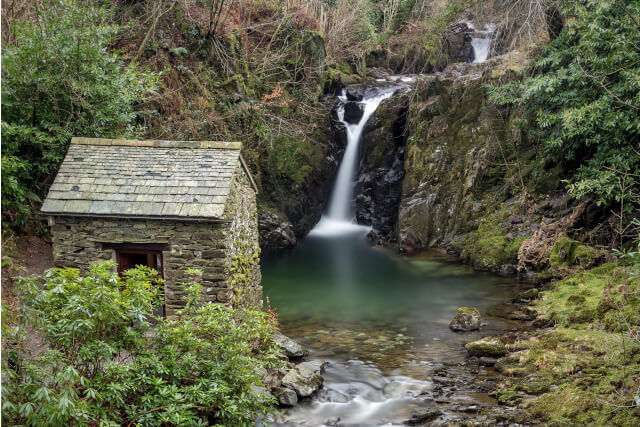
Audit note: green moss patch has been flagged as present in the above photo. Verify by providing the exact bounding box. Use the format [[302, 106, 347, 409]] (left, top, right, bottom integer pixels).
[[550, 237, 599, 269], [495, 261, 640, 425], [458, 216, 526, 271]]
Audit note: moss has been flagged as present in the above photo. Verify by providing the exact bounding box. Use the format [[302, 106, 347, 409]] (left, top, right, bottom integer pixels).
[[496, 388, 523, 406], [458, 307, 480, 316], [459, 216, 526, 271], [465, 337, 507, 357], [550, 237, 599, 269], [496, 260, 640, 425]]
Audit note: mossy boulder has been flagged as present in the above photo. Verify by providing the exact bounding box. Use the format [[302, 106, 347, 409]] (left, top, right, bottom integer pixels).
[[514, 288, 539, 303], [550, 237, 598, 269], [449, 307, 481, 331], [458, 217, 526, 272], [465, 337, 508, 357]]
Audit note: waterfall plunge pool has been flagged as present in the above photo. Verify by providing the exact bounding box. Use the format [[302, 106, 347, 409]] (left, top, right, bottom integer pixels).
[[262, 234, 527, 425], [261, 85, 527, 425]]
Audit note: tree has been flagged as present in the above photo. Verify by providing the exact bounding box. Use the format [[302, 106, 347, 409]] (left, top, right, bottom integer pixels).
[[489, 0, 640, 217], [1, 0, 156, 228]]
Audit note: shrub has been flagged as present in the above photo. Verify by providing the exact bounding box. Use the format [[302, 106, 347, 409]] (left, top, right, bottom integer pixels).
[[2, 262, 279, 426]]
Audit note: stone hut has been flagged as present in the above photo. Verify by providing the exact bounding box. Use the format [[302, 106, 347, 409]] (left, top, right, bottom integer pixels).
[[41, 137, 261, 317]]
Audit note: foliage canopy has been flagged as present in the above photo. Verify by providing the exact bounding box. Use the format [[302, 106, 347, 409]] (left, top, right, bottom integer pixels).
[[489, 0, 640, 209]]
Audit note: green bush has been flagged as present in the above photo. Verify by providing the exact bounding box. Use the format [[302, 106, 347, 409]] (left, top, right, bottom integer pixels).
[[488, 0, 640, 210], [1, 0, 156, 228], [2, 262, 279, 426]]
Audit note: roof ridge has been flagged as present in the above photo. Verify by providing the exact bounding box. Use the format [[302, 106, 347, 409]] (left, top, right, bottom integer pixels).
[[71, 137, 241, 150]]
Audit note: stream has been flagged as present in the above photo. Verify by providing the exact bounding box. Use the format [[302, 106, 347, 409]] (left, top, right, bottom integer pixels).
[[261, 87, 526, 425]]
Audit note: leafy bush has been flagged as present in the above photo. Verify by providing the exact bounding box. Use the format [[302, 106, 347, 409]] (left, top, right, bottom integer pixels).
[[2, 262, 279, 426], [489, 0, 640, 210], [1, 0, 157, 228]]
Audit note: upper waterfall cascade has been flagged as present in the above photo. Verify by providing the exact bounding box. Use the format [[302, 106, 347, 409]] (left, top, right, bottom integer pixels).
[[310, 88, 397, 237], [471, 37, 491, 63], [463, 22, 494, 63]]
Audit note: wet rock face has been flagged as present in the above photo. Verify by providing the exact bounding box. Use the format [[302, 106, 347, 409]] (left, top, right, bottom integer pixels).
[[343, 101, 364, 124], [445, 22, 475, 63], [398, 74, 498, 252], [258, 100, 341, 239], [258, 211, 296, 250], [354, 92, 410, 245]]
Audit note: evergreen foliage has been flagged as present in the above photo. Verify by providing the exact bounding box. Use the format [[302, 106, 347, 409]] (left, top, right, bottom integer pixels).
[[2, 262, 280, 426], [489, 0, 640, 209], [1, 0, 156, 228]]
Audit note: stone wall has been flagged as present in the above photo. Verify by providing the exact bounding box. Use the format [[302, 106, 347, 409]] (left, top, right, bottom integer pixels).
[[49, 163, 261, 316], [223, 166, 262, 309]]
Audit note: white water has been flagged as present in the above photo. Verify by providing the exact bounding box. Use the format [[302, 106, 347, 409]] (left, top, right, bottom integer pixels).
[[275, 360, 434, 426], [471, 37, 491, 63], [310, 89, 395, 237]]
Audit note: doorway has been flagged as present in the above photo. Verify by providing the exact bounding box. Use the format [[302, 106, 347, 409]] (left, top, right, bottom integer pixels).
[[102, 243, 167, 318]]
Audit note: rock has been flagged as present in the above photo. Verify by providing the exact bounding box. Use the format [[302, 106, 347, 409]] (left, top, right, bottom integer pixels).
[[343, 101, 364, 124], [513, 288, 539, 303], [297, 359, 326, 375], [508, 310, 535, 321], [478, 357, 498, 366], [354, 92, 409, 244], [499, 263, 517, 275], [506, 215, 523, 224], [465, 337, 508, 357], [449, 307, 481, 332], [273, 387, 298, 406], [275, 332, 308, 359], [281, 365, 323, 397], [345, 86, 366, 101], [407, 406, 442, 425], [258, 211, 296, 250]]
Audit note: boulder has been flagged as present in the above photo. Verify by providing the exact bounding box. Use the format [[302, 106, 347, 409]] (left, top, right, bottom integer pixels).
[[281, 365, 323, 397], [258, 211, 296, 250], [275, 332, 308, 359], [297, 359, 326, 375], [465, 337, 508, 357], [449, 307, 481, 331], [345, 86, 366, 101], [343, 102, 364, 124], [273, 387, 298, 406], [407, 406, 442, 425]]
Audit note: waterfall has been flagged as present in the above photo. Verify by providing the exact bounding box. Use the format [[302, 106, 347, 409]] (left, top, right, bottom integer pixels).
[[310, 88, 395, 237], [471, 37, 491, 63]]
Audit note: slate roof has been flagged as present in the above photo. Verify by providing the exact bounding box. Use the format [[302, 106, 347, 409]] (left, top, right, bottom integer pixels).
[[41, 137, 253, 220]]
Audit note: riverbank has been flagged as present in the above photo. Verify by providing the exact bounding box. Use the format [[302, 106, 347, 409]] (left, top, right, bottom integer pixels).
[[483, 261, 640, 426]]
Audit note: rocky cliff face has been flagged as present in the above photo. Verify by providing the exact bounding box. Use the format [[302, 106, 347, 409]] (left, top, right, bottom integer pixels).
[[398, 65, 504, 251], [395, 58, 603, 275], [258, 102, 342, 250], [354, 92, 410, 245]]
